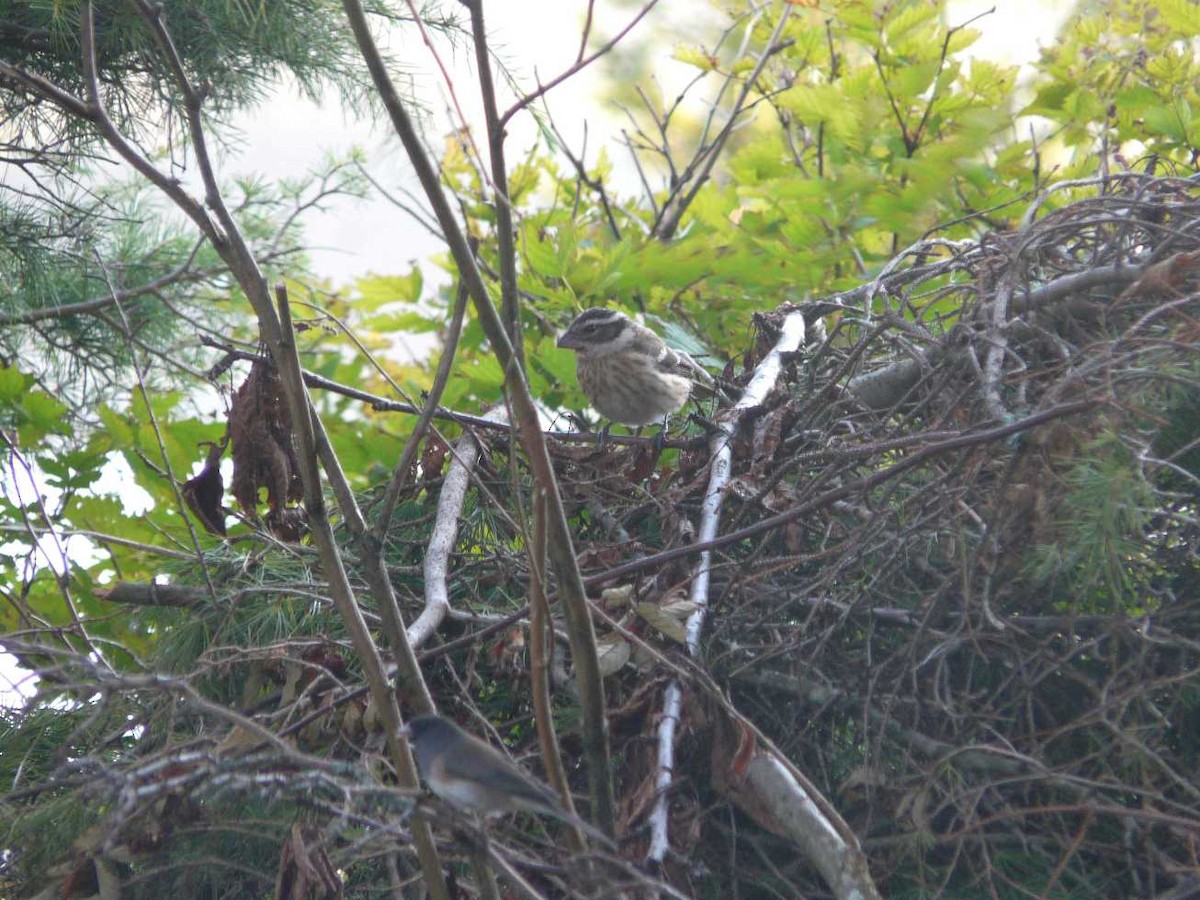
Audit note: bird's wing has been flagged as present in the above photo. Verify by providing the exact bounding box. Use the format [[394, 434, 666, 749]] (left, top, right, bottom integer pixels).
[[440, 739, 616, 849], [440, 743, 560, 810], [662, 345, 713, 384], [659, 344, 735, 405]]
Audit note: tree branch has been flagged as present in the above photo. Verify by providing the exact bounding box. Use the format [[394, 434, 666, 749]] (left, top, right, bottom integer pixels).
[[497, 0, 662, 130], [341, 0, 615, 835]]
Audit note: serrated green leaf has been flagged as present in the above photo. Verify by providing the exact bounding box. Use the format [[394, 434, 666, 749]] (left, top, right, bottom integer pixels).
[[1158, 0, 1200, 32], [883, 2, 937, 42], [945, 26, 980, 56], [894, 61, 939, 100], [98, 405, 136, 448], [1144, 104, 1189, 142], [1022, 82, 1072, 116], [672, 45, 718, 72], [0, 365, 30, 403], [354, 269, 424, 311], [360, 310, 443, 334]]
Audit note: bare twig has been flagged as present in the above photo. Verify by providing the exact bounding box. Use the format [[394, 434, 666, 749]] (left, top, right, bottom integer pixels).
[[410, 406, 508, 649], [653, 5, 793, 240], [498, 0, 663, 130], [466, 0, 522, 361], [373, 276, 471, 540], [342, 0, 615, 835]]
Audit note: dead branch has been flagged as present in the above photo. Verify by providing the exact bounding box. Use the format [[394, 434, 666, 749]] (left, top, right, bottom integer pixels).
[[342, 0, 615, 836], [411, 406, 509, 649]]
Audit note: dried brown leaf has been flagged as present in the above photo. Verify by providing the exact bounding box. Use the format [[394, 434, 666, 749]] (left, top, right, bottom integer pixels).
[[596, 634, 632, 676]]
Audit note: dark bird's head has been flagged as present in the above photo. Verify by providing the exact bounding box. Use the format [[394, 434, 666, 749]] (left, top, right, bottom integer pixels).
[[556, 308, 634, 357], [403, 713, 457, 757]]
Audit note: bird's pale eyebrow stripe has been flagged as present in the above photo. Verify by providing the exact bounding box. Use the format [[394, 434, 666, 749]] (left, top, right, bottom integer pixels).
[[574, 309, 622, 326]]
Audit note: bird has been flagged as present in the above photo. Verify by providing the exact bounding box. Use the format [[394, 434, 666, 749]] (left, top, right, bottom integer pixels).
[[556, 307, 718, 436], [402, 713, 614, 847]]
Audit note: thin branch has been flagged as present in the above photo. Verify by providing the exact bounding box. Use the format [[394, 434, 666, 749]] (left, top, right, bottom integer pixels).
[[529, 487, 590, 852], [77, 4, 221, 246], [342, 0, 615, 834], [373, 277, 471, 539], [0, 59, 96, 121], [410, 406, 508, 649], [498, 0, 662, 130], [400, 0, 488, 183], [467, 0, 522, 360], [653, 5, 793, 240]]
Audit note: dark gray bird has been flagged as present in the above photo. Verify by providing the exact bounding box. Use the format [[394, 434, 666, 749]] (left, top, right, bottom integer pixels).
[[402, 713, 613, 847]]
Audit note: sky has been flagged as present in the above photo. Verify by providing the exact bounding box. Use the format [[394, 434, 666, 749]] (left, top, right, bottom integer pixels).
[[0, 0, 1073, 707], [226, 0, 1074, 287]]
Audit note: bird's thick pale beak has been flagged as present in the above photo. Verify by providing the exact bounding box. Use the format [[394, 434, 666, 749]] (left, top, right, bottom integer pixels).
[[556, 331, 581, 350]]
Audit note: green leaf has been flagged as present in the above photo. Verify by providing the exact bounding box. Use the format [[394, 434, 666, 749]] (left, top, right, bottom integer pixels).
[[883, 2, 937, 44], [1158, 0, 1200, 32], [1144, 103, 1189, 142], [945, 26, 980, 56], [1023, 82, 1073, 116], [894, 61, 940, 100], [39, 449, 107, 492], [0, 365, 30, 403], [779, 83, 860, 143], [98, 405, 136, 449], [672, 45, 718, 72], [359, 309, 443, 333], [21, 391, 70, 436], [353, 269, 424, 311]]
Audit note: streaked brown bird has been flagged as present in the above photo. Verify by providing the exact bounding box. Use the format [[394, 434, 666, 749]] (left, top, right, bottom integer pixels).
[[556, 307, 716, 432]]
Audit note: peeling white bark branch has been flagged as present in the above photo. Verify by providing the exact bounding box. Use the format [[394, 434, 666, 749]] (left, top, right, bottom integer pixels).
[[647, 680, 682, 861], [649, 310, 806, 856], [411, 407, 509, 649], [746, 754, 874, 900], [648, 311, 880, 898], [687, 310, 808, 651]]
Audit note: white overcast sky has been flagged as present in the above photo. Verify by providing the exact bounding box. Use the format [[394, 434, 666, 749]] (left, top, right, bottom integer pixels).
[[227, 0, 1073, 286]]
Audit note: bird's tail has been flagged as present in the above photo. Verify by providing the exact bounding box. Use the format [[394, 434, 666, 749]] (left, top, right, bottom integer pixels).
[[544, 805, 616, 850]]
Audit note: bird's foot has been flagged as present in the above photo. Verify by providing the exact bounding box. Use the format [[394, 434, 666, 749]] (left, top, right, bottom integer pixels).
[[595, 423, 612, 450]]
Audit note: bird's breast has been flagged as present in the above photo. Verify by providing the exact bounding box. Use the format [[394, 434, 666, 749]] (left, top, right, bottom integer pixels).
[[577, 352, 692, 426]]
